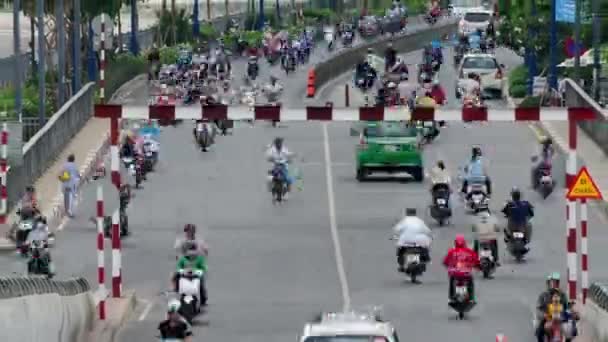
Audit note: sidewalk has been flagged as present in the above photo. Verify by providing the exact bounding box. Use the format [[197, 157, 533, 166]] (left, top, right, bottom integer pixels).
[[0, 117, 111, 248], [535, 121, 608, 215]]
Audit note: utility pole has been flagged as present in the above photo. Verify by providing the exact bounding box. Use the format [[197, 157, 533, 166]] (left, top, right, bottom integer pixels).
[[56, 0, 66, 106], [193, 0, 200, 38], [13, 0, 22, 122], [549, 0, 558, 91], [73, 0, 81, 92], [258, 0, 265, 30], [130, 0, 139, 55], [592, 0, 600, 101], [527, 0, 538, 96], [573, 0, 581, 84], [37, 0, 45, 125]]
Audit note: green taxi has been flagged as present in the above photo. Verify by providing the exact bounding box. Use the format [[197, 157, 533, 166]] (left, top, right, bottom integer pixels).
[[356, 122, 424, 182]]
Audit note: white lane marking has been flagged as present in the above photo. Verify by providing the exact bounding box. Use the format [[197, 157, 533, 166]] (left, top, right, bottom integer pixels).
[[322, 122, 351, 311], [138, 299, 155, 321]]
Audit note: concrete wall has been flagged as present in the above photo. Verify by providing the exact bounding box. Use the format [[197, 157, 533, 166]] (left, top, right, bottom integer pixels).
[[312, 20, 459, 92], [0, 292, 95, 342]]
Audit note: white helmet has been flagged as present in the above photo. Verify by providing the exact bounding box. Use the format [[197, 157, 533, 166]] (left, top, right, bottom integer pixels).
[[167, 299, 181, 312]]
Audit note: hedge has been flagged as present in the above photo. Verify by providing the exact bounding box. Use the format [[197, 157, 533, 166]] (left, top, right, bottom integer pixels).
[[508, 64, 528, 98]]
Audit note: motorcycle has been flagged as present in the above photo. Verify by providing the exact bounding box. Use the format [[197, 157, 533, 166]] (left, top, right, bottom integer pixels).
[[430, 184, 451, 226], [505, 225, 529, 262], [247, 58, 259, 80], [269, 163, 288, 203], [134, 155, 144, 188], [424, 12, 439, 25], [355, 71, 376, 91], [194, 122, 215, 152], [402, 245, 427, 283], [449, 277, 476, 319], [532, 157, 555, 199], [544, 308, 577, 342], [27, 240, 51, 277], [15, 214, 34, 255], [177, 269, 204, 324], [478, 241, 496, 279], [466, 181, 489, 213]]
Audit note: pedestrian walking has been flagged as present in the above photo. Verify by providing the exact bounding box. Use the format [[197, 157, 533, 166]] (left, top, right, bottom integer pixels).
[[58, 154, 79, 217]]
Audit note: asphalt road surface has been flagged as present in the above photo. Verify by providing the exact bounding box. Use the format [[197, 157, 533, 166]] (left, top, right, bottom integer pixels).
[[2, 23, 608, 342], [318, 46, 523, 108]]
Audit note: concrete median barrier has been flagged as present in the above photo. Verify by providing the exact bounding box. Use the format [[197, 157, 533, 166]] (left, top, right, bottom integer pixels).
[[311, 19, 458, 98], [0, 277, 95, 342], [581, 283, 608, 341]]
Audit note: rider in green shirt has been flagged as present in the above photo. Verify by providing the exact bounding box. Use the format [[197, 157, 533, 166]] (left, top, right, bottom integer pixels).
[[173, 242, 208, 306]]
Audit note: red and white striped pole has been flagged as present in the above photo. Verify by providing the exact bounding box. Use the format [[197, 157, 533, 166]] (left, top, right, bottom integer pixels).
[[99, 13, 106, 103], [566, 119, 578, 301], [0, 123, 8, 225], [111, 210, 122, 297], [581, 198, 588, 304], [96, 185, 106, 319]]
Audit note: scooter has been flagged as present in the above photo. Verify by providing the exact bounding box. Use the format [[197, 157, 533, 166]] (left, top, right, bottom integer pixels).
[[402, 245, 427, 283], [177, 269, 204, 324], [430, 185, 451, 226], [449, 277, 476, 319], [478, 241, 496, 279], [27, 240, 52, 277], [466, 181, 489, 213]]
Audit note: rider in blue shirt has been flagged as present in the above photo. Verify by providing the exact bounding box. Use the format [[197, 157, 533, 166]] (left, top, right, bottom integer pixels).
[[501, 187, 534, 243], [461, 146, 492, 197]]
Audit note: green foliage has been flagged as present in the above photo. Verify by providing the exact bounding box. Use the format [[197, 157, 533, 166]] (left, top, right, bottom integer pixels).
[[157, 7, 194, 46], [200, 23, 217, 41], [519, 95, 541, 107], [303, 8, 333, 21], [241, 30, 264, 46], [508, 64, 529, 98], [104, 52, 147, 99], [0, 84, 54, 119]]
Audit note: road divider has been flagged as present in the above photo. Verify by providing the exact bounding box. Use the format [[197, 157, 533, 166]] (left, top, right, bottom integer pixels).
[[310, 19, 458, 100], [581, 283, 608, 341]]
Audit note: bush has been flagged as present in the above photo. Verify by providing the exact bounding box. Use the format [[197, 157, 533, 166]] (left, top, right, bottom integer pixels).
[[510, 84, 527, 98], [519, 96, 541, 107], [0, 84, 54, 119], [105, 53, 147, 100], [508, 64, 529, 98]]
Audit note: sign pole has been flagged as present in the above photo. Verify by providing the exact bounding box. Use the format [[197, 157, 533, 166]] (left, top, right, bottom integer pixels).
[[566, 166, 603, 304]]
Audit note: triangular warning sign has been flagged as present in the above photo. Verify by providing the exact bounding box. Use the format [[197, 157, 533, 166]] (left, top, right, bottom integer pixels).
[[566, 166, 603, 200]]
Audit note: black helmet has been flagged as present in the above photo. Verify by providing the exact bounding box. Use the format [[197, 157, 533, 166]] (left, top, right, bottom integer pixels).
[[405, 208, 416, 216], [184, 223, 196, 234], [511, 187, 521, 201], [437, 160, 445, 169], [543, 137, 553, 146], [472, 146, 482, 158], [25, 185, 35, 193]]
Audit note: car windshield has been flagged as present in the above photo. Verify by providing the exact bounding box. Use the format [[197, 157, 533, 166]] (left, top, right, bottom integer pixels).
[[462, 57, 498, 69], [464, 12, 490, 22], [452, 0, 482, 7], [304, 337, 389, 342], [364, 124, 417, 138]]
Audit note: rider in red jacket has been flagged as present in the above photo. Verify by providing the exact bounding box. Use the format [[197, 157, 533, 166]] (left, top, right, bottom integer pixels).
[[443, 234, 480, 302]]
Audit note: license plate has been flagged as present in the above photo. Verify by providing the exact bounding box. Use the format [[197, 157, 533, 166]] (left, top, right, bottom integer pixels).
[[455, 286, 467, 296], [407, 254, 420, 263], [472, 194, 483, 202], [480, 250, 492, 258], [384, 145, 398, 152], [513, 232, 524, 239], [541, 175, 552, 182], [437, 198, 446, 205]]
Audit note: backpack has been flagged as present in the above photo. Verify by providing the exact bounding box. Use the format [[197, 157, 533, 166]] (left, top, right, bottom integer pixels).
[[59, 170, 71, 182]]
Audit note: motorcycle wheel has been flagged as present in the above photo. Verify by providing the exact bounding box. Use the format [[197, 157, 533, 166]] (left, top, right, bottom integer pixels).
[[410, 273, 417, 283], [458, 311, 465, 320], [135, 172, 142, 189], [482, 267, 491, 279]]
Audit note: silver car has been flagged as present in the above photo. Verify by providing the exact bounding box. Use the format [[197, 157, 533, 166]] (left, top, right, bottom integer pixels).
[[456, 53, 505, 99], [458, 9, 493, 35]]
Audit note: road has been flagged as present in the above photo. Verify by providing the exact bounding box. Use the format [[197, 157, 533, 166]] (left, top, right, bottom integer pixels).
[[120, 16, 429, 107], [2, 25, 608, 342], [318, 46, 523, 108]]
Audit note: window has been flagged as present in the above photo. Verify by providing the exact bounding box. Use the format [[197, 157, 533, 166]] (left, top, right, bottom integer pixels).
[[304, 337, 389, 342], [363, 124, 417, 138], [464, 12, 490, 22], [462, 57, 498, 69]]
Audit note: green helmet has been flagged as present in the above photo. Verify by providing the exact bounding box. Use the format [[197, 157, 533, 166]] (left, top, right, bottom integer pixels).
[[167, 299, 181, 313], [547, 272, 560, 281]]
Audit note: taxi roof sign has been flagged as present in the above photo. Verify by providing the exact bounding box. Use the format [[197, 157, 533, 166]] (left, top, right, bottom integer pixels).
[[566, 166, 603, 200]]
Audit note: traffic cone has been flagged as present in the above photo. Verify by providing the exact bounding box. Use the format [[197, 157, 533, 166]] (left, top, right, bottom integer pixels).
[[307, 69, 316, 98]]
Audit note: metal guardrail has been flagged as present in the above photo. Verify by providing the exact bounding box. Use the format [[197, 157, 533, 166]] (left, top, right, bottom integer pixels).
[[6, 82, 95, 211], [312, 19, 459, 92], [589, 283, 608, 311], [563, 79, 608, 154], [0, 276, 90, 299]]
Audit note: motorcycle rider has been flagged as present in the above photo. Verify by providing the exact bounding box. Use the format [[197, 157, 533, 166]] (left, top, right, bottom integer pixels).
[[532, 137, 555, 188], [158, 300, 193, 341], [265, 137, 294, 198], [263, 76, 283, 104], [461, 146, 492, 197], [384, 43, 397, 72], [471, 209, 501, 266], [416, 91, 437, 108], [535, 272, 575, 342], [393, 208, 432, 273], [174, 242, 208, 306], [390, 57, 408, 75], [26, 218, 55, 275], [175, 224, 209, 258], [20, 185, 40, 220], [502, 187, 534, 244], [247, 55, 259, 79], [430, 79, 446, 105], [430, 160, 451, 203], [443, 234, 480, 302], [460, 72, 481, 99]]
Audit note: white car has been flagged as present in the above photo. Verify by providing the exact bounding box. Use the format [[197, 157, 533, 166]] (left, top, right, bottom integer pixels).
[[300, 310, 399, 342], [450, 0, 485, 17], [458, 9, 493, 35], [456, 54, 506, 99]]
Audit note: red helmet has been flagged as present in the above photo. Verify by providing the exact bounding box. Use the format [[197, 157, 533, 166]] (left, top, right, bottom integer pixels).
[[454, 234, 467, 248]]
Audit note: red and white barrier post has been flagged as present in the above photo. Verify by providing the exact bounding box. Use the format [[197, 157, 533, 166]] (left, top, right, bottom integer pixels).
[[581, 198, 588, 304], [0, 123, 8, 225], [99, 13, 106, 103], [111, 210, 122, 297], [566, 119, 577, 301], [96, 185, 106, 319]]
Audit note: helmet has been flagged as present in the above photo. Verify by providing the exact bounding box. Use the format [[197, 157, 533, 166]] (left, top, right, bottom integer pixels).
[[547, 272, 560, 281], [511, 187, 521, 200], [472, 146, 482, 158], [167, 299, 181, 312], [405, 208, 416, 216], [184, 223, 196, 234], [543, 137, 553, 146], [437, 160, 445, 169], [25, 185, 35, 193], [454, 234, 467, 248], [273, 137, 284, 147], [387, 82, 397, 89]]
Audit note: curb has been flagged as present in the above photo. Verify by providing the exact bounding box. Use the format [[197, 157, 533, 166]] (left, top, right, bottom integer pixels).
[[89, 290, 137, 342], [531, 121, 608, 218]]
